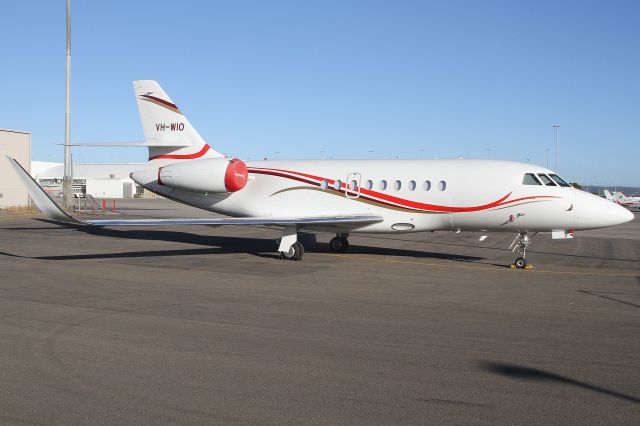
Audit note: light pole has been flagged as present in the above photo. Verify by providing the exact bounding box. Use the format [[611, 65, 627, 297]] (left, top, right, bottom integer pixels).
[[62, 0, 73, 209], [553, 124, 560, 172], [545, 148, 550, 169]]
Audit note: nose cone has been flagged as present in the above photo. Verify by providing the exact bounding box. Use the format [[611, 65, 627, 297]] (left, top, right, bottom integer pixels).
[[620, 205, 635, 223], [574, 190, 635, 230]]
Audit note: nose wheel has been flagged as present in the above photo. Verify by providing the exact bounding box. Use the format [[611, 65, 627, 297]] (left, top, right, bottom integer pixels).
[[329, 233, 349, 252], [514, 257, 527, 269], [510, 232, 534, 269]]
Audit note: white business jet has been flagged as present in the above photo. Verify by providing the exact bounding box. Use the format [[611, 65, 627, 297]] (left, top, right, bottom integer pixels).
[[9, 81, 634, 267]]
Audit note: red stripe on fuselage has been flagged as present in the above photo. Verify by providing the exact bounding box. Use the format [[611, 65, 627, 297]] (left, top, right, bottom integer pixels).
[[247, 166, 556, 213], [149, 144, 211, 161]]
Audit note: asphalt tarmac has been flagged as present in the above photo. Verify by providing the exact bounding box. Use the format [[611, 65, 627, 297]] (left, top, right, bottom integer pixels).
[[0, 200, 638, 424]]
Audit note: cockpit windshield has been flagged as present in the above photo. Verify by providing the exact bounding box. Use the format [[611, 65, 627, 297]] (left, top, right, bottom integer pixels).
[[549, 174, 571, 187], [537, 174, 557, 186], [522, 173, 542, 185]]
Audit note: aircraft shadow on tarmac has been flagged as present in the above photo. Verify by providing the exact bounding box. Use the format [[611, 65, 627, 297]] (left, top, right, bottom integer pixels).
[[364, 234, 640, 264], [478, 361, 640, 404], [0, 219, 484, 262]]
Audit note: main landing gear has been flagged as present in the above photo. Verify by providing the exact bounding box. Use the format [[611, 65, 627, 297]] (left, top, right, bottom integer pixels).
[[278, 225, 304, 261], [278, 230, 351, 261], [329, 233, 349, 252], [510, 231, 534, 269], [279, 241, 304, 261]]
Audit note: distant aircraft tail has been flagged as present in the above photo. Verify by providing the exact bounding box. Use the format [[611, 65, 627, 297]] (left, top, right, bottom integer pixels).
[[133, 80, 224, 163], [613, 192, 631, 203], [603, 190, 616, 202]]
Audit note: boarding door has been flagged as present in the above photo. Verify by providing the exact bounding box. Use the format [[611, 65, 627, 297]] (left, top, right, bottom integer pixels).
[[345, 173, 361, 199]]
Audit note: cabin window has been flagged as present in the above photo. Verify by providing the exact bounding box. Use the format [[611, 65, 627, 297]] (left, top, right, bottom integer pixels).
[[350, 179, 358, 190], [549, 174, 571, 187], [394, 180, 401, 191], [438, 180, 447, 191], [537, 174, 557, 186], [522, 173, 542, 185], [365, 180, 373, 190], [379, 180, 388, 191], [408, 180, 416, 191], [320, 180, 329, 190], [423, 180, 431, 191], [334, 179, 342, 190]]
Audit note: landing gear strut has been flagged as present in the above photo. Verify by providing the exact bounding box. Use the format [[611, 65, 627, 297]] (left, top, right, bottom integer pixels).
[[510, 231, 532, 269], [329, 233, 349, 252]]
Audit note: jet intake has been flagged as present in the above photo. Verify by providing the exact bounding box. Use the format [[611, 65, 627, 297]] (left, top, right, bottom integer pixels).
[[158, 158, 248, 193]]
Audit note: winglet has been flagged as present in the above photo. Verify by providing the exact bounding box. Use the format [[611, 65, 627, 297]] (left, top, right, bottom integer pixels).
[[6, 156, 84, 225]]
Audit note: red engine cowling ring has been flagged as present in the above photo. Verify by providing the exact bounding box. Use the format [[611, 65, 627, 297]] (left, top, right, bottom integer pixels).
[[224, 159, 248, 192]]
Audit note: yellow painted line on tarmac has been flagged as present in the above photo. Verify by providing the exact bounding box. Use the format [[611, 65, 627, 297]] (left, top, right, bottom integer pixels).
[[318, 253, 639, 278]]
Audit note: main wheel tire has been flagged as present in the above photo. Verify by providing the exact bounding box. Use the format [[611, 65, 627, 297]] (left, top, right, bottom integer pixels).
[[330, 237, 344, 252], [329, 237, 349, 252], [280, 241, 304, 261], [514, 257, 527, 269], [293, 241, 304, 261]]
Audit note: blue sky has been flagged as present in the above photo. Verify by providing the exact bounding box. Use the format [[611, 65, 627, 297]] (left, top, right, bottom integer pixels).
[[2, 0, 639, 185]]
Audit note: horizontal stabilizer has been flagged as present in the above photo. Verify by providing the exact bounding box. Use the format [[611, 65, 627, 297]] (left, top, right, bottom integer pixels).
[[61, 141, 191, 148]]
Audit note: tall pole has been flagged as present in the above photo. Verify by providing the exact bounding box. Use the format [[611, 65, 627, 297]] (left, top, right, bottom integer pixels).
[[553, 124, 560, 173], [545, 148, 550, 169], [63, 0, 73, 208]]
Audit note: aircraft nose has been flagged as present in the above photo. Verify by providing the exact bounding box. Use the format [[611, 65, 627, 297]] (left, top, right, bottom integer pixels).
[[604, 199, 635, 226], [618, 204, 635, 223], [574, 191, 635, 230]]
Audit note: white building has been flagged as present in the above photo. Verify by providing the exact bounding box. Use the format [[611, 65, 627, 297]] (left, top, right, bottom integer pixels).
[[31, 161, 147, 199], [0, 129, 31, 208]]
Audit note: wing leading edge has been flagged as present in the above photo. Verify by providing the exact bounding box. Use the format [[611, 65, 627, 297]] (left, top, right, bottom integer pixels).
[[7, 157, 383, 229]]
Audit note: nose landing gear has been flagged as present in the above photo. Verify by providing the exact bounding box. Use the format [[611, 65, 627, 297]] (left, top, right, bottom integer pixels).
[[510, 232, 535, 269]]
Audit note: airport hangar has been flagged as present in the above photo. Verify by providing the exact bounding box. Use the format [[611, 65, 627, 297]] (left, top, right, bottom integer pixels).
[[31, 161, 147, 199], [0, 129, 31, 208], [1, 128, 152, 205]]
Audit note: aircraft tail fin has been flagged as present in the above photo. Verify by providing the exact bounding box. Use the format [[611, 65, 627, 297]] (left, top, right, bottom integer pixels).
[[133, 80, 224, 162], [613, 192, 630, 202], [603, 190, 616, 202]]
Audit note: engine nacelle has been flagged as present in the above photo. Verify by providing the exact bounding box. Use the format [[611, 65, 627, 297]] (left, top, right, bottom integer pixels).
[[158, 158, 248, 193]]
